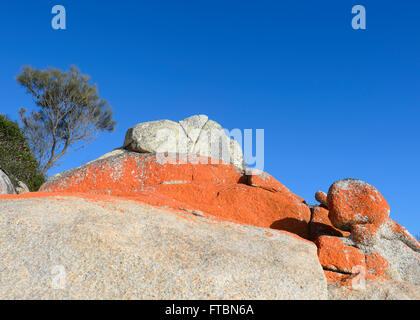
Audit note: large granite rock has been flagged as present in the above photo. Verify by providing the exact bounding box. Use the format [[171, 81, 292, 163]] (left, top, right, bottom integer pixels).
[[327, 178, 390, 232], [328, 280, 420, 300], [123, 119, 188, 154], [0, 169, 15, 195], [40, 149, 311, 239], [123, 115, 245, 170], [352, 218, 420, 285], [0, 195, 327, 299], [311, 179, 420, 299]]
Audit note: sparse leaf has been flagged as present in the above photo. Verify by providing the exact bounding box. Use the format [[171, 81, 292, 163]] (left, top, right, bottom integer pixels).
[[16, 66, 116, 175]]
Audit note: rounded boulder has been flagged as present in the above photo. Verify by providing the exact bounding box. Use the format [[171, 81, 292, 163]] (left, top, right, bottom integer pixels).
[[327, 179, 390, 231]]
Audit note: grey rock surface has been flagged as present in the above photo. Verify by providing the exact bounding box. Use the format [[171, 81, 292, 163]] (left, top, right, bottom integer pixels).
[[0, 196, 327, 299], [352, 219, 420, 285], [16, 181, 30, 194], [179, 114, 209, 146], [0, 169, 15, 195], [328, 280, 420, 300], [123, 119, 189, 154], [123, 115, 245, 170]]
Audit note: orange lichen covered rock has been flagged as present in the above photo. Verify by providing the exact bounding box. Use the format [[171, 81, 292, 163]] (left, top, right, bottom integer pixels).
[[324, 251, 390, 286], [315, 235, 365, 274], [323, 270, 356, 286], [327, 179, 390, 231], [365, 251, 389, 281], [42, 151, 242, 195], [40, 150, 311, 238], [245, 169, 297, 195], [350, 223, 381, 245], [315, 191, 328, 207], [309, 206, 350, 241], [386, 218, 420, 252]]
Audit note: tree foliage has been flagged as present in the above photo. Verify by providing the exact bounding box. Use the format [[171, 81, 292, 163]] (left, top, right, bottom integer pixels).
[[17, 66, 116, 175], [0, 114, 45, 191]]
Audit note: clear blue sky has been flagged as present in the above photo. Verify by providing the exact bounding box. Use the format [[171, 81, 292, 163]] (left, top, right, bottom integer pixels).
[[1, 1, 419, 235]]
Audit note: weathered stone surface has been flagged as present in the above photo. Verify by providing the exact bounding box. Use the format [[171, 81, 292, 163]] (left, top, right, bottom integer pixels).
[[315, 191, 327, 207], [16, 181, 30, 194], [245, 169, 292, 194], [352, 218, 420, 285], [123, 119, 188, 154], [0, 169, 15, 195], [191, 119, 223, 157], [179, 114, 208, 146], [325, 178, 391, 257], [123, 116, 245, 170], [315, 216, 420, 289], [328, 280, 420, 300], [309, 206, 349, 241], [185, 117, 245, 170], [310, 179, 420, 297], [0, 195, 328, 299], [318, 179, 420, 291], [327, 179, 390, 232], [315, 236, 365, 274], [40, 150, 311, 239]]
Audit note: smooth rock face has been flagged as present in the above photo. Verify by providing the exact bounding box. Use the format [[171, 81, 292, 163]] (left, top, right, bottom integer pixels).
[[0, 196, 328, 299], [123, 115, 245, 170], [40, 150, 311, 239], [0, 169, 15, 194]]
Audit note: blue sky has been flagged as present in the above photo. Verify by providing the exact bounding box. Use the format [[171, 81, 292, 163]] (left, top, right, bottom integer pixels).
[[1, 1, 419, 235]]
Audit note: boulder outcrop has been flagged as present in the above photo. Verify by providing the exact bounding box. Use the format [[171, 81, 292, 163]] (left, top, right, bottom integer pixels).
[[327, 179, 390, 233], [309, 205, 349, 241], [41, 150, 311, 239], [315, 190, 327, 208], [311, 180, 420, 298], [0, 195, 327, 299], [123, 115, 245, 170], [1, 114, 419, 300]]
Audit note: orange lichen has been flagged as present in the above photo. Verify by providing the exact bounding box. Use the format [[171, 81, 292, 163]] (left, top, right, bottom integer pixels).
[[350, 223, 381, 245], [315, 235, 365, 274], [315, 191, 328, 207], [365, 251, 389, 281], [387, 218, 420, 251], [309, 206, 350, 241], [323, 270, 356, 286], [327, 179, 390, 232], [246, 171, 299, 197], [5, 153, 311, 239]]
